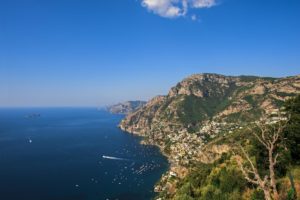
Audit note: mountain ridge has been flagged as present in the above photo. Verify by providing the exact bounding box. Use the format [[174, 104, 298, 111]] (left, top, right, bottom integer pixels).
[[120, 73, 300, 136]]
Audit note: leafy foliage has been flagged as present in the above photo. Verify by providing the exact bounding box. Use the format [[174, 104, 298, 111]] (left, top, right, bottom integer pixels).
[[284, 95, 300, 164], [173, 161, 247, 200]]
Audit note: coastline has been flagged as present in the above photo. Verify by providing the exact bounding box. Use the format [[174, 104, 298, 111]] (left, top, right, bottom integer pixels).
[[118, 121, 229, 197], [119, 124, 182, 198]]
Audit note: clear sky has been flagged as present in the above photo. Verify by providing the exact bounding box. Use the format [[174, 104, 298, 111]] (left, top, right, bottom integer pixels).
[[1, 0, 300, 107]]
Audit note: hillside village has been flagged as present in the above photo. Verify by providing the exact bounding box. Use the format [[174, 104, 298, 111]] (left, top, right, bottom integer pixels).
[[119, 74, 300, 199]]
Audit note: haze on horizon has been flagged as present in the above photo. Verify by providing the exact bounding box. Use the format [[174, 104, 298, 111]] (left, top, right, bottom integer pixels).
[[1, 0, 300, 107]]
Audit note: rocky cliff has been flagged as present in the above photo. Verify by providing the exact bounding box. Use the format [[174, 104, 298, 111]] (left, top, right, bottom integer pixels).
[[107, 100, 146, 114]]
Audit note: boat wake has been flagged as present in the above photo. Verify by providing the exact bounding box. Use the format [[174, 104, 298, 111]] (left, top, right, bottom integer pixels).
[[102, 155, 131, 161]]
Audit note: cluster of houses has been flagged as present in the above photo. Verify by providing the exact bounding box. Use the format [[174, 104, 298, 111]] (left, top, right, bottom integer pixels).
[[265, 109, 288, 124], [152, 109, 288, 196]]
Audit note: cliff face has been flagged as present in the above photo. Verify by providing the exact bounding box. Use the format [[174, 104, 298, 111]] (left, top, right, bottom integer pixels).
[[107, 100, 146, 114], [119, 74, 300, 164]]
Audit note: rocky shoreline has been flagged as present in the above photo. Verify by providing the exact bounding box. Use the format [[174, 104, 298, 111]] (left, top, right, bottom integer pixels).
[[119, 123, 199, 197]]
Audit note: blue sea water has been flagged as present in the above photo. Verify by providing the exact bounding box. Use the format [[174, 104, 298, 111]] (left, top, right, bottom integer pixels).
[[0, 108, 168, 200]]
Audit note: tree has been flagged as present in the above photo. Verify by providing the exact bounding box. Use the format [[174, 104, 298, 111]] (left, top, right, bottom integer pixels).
[[234, 116, 288, 200]]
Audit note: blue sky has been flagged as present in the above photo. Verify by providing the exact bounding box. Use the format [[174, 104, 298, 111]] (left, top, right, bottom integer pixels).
[[1, 0, 300, 107]]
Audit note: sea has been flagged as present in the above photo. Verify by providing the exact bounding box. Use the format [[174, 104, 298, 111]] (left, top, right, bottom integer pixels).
[[0, 108, 169, 200]]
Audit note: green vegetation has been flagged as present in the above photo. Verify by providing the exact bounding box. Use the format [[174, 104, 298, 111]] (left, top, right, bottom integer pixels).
[[272, 97, 286, 108], [160, 95, 300, 200], [244, 95, 256, 106], [238, 75, 261, 82], [173, 160, 248, 200], [284, 95, 300, 164], [238, 75, 276, 82], [175, 80, 238, 128], [177, 95, 210, 124], [224, 108, 263, 123], [277, 92, 297, 97]]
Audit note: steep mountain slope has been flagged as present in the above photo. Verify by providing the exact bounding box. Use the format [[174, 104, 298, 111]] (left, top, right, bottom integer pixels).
[[120, 74, 300, 136], [107, 100, 146, 114], [119, 73, 300, 199]]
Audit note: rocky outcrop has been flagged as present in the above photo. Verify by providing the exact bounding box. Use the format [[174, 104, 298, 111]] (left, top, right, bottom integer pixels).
[[107, 101, 146, 114], [119, 96, 166, 134]]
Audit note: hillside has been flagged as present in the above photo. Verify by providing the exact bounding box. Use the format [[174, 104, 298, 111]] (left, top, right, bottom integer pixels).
[[119, 73, 300, 199], [120, 74, 299, 152], [121, 74, 300, 135], [107, 100, 146, 114]]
